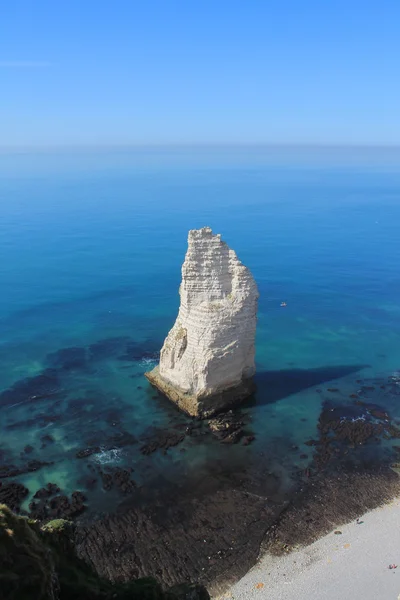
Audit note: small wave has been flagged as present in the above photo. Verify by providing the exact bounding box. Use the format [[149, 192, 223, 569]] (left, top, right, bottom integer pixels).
[[390, 372, 400, 385], [139, 357, 158, 368], [92, 447, 123, 465], [340, 415, 367, 423]]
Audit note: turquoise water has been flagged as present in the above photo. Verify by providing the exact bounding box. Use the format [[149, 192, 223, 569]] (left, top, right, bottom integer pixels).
[[1, 147, 400, 516]]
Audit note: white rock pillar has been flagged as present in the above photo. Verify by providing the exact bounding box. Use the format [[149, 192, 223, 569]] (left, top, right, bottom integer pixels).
[[145, 227, 259, 417]]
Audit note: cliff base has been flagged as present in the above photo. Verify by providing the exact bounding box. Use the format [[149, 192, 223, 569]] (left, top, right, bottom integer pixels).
[[145, 366, 255, 418]]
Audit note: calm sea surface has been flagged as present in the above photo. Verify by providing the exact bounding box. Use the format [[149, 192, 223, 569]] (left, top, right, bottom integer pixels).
[[1, 147, 400, 518]]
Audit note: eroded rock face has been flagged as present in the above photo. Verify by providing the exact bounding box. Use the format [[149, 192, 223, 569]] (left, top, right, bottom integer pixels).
[[146, 227, 258, 417]]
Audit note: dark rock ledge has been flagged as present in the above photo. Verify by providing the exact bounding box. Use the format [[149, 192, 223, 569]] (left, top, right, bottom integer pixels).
[[0, 503, 210, 600]]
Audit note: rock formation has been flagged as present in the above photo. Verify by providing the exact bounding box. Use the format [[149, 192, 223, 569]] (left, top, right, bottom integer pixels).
[[0, 504, 210, 600], [146, 227, 258, 417]]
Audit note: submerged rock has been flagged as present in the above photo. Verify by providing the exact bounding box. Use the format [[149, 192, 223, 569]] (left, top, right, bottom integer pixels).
[[0, 482, 29, 512], [87, 336, 131, 360], [29, 490, 87, 520], [140, 429, 186, 455], [146, 227, 259, 417], [46, 346, 87, 371], [0, 368, 61, 408], [76, 446, 101, 459], [101, 467, 136, 493], [41, 434, 55, 449], [208, 412, 245, 444], [33, 483, 61, 500], [0, 459, 53, 480]]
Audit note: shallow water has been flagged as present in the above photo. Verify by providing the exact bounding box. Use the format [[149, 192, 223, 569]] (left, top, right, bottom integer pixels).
[[1, 147, 400, 583]]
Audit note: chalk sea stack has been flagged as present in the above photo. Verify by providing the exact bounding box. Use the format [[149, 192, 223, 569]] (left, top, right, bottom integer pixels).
[[145, 227, 259, 417]]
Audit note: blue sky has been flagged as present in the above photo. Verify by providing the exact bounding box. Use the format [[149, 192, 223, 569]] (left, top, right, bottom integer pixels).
[[1, 0, 399, 146]]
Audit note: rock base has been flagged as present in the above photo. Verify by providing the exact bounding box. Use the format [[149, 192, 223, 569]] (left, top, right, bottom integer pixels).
[[145, 366, 255, 418]]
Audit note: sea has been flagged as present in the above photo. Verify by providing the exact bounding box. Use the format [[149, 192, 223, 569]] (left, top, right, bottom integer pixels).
[[1, 146, 400, 586]]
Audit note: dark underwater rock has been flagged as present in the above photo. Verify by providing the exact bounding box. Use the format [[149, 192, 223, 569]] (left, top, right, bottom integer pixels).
[[331, 419, 377, 445], [386, 424, 400, 438], [221, 429, 243, 444], [76, 446, 101, 459], [104, 409, 121, 427], [369, 408, 390, 421], [0, 368, 61, 408], [67, 396, 91, 413], [208, 412, 245, 444], [309, 397, 400, 472], [46, 346, 87, 371], [41, 412, 62, 425], [0, 459, 53, 480], [88, 336, 131, 361], [118, 339, 160, 362], [34, 483, 61, 500], [0, 482, 29, 512], [41, 434, 55, 448], [106, 429, 137, 448], [79, 475, 98, 491], [6, 418, 38, 431], [100, 472, 113, 491], [113, 468, 136, 493], [98, 467, 136, 493], [140, 429, 185, 455], [318, 404, 374, 445], [76, 430, 137, 462], [79, 463, 136, 495], [29, 490, 87, 520], [6, 410, 62, 431], [28, 459, 54, 472], [243, 435, 255, 446], [0, 465, 21, 479]]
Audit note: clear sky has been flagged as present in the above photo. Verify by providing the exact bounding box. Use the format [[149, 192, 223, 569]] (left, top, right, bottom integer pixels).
[[1, 0, 399, 147]]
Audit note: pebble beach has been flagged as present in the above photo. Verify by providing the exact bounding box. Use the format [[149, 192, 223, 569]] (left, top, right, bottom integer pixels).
[[223, 498, 400, 600]]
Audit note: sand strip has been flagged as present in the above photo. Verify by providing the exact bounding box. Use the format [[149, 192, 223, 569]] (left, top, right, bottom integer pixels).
[[220, 498, 400, 600]]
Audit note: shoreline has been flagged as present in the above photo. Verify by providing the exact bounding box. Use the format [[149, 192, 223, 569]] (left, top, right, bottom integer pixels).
[[218, 491, 400, 600], [2, 338, 400, 594]]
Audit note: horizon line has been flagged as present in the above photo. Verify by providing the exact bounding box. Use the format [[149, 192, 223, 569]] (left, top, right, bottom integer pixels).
[[1, 142, 400, 154]]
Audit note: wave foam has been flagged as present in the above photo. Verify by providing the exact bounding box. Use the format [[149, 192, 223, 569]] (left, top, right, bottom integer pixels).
[[140, 357, 158, 368], [92, 447, 123, 465]]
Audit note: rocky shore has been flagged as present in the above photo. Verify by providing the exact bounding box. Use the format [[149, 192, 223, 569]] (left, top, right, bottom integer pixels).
[[2, 328, 400, 595], [0, 503, 210, 600]]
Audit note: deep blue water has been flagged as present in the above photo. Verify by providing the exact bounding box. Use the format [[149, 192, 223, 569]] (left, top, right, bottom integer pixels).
[[1, 147, 400, 516]]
